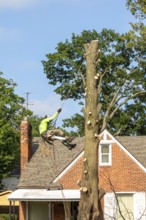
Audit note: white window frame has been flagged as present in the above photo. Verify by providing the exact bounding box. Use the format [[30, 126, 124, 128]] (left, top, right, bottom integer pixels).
[[99, 143, 112, 166]]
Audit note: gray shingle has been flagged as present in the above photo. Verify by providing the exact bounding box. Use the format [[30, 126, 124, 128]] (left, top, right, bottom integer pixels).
[[116, 136, 146, 168], [18, 135, 146, 188], [18, 137, 84, 188]]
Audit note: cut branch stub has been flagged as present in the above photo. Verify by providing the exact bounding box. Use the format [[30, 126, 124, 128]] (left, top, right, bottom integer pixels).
[[77, 179, 81, 186], [87, 120, 91, 125], [94, 58, 101, 65], [95, 120, 99, 124], [94, 76, 99, 80], [80, 187, 88, 193], [94, 133, 98, 139], [94, 133, 102, 141], [79, 187, 83, 192], [82, 187, 88, 193], [88, 111, 92, 116], [84, 170, 88, 174]]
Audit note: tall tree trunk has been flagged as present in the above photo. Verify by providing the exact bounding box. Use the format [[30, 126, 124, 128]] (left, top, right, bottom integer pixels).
[[78, 40, 101, 220]]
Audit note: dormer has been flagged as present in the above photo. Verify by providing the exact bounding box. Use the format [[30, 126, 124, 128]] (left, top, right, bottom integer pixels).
[[99, 130, 115, 166]]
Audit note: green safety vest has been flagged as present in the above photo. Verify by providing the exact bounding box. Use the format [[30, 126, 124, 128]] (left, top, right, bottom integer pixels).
[[39, 112, 58, 135]]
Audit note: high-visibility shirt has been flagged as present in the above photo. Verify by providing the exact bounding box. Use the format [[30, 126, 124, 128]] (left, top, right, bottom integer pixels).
[[39, 112, 58, 135]]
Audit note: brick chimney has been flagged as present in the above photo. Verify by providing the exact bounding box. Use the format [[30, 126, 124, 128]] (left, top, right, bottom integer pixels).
[[20, 117, 32, 174]]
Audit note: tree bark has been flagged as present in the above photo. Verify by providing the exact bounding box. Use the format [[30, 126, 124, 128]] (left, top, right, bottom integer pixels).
[[78, 40, 101, 220]]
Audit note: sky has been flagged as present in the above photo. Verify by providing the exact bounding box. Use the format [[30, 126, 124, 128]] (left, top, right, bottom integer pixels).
[[0, 0, 136, 128]]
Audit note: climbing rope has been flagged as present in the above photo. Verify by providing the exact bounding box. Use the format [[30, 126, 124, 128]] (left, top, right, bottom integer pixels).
[[49, 54, 86, 130], [52, 87, 71, 128], [37, 58, 85, 218], [40, 138, 58, 178], [40, 138, 72, 219]]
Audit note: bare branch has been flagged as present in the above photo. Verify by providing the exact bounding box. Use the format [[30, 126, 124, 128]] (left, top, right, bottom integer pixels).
[[97, 67, 111, 98], [101, 85, 123, 131], [110, 91, 146, 120], [79, 71, 86, 87]]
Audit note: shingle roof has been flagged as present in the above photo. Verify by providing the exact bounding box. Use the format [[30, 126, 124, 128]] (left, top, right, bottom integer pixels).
[[18, 134, 146, 188], [18, 137, 84, 188], [116, 136, 146, 168]]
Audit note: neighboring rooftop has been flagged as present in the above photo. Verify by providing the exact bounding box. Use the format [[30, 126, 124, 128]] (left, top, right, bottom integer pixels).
[[18, 137, 84, 188], [18, 135, 146, 189]]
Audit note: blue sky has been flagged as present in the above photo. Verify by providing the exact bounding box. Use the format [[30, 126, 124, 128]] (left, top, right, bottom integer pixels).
[[0, 0, 135, 128]]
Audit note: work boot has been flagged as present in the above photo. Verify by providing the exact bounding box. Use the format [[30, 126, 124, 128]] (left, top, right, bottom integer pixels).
[[62, 141, 76, 150], [68, 143, 76, 150]]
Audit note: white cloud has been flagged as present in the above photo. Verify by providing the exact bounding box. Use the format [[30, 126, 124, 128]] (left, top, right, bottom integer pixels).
[[27, 96, 82, 127], [29, 96, 63, 117], [0, 0, 87, 9], [0, 0, 40, 9], [28, 96, 67, 127], [0, 27, 21, 40]]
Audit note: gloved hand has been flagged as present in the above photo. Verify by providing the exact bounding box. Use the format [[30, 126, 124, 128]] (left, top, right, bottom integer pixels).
[[57, 108, 62, 113]]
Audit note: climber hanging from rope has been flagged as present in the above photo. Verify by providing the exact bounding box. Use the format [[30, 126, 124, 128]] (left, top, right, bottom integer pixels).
[[39, 108, 76, 150]]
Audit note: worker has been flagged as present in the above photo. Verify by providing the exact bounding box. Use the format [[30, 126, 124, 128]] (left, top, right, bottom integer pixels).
[[39, 108, 76, 150]]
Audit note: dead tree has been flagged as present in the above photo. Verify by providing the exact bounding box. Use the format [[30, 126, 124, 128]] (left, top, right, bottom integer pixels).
[[78, 40, 104, 220]]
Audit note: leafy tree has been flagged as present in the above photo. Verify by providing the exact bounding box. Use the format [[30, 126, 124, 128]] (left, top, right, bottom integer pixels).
[[126, 0, 146, 19], [62, 113, 85, 137], [29, 115, 42, 137], [0, 72, 32, 189], [42, 29, 146, 136], [125, 0, 146, 136]]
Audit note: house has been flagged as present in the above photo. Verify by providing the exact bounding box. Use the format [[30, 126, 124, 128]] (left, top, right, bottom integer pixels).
[[8, 117, 146, 220], [0, 190, 19, 214], [2, 168, 20, 191], [0, 191, 12, 214], [0, 159, 20, 217]]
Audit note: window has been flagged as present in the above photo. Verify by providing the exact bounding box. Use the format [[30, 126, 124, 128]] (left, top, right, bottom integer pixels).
[[28, 202, 49, 220], [104, 193, 134, 219], [116, 194, 134, 220], [99, 143, 111, 166]]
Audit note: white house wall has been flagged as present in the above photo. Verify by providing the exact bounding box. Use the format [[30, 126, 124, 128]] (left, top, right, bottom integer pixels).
[[104, 192, 146, 220], [104, 193, 117, 219], [134, 193, 146, 220]]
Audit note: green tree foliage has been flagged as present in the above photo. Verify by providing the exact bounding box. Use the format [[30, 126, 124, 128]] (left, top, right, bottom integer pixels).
[[126, 0, 146, 135], [42, 28, 146, 136], [126, 0, 146, 71], [0, 72, 32, 189], [126, 0, 146, 19], [29, 115, 42, 137], [62, 113, 85, 137]]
